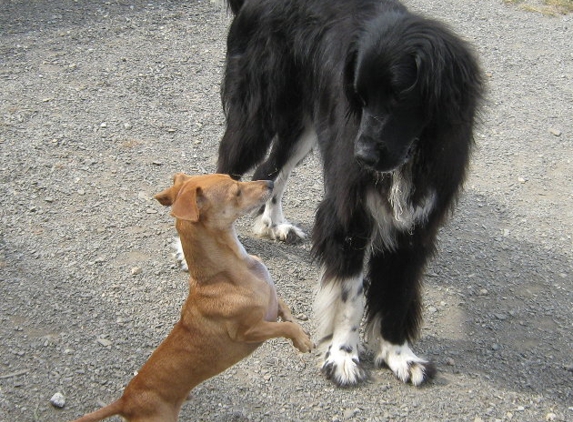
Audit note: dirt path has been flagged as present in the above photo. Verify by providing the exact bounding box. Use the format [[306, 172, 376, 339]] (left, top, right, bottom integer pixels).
[[1, 0, 571, 421]]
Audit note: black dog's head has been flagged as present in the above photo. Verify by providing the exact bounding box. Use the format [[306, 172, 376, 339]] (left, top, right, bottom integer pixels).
[[345, 11, 482, 173]]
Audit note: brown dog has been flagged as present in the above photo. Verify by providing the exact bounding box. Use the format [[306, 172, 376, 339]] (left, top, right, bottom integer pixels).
[[72, 173, 313, 422]]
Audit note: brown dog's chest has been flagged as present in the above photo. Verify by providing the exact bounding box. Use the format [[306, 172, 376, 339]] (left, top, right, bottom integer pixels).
[[248, 257, 279, 321]]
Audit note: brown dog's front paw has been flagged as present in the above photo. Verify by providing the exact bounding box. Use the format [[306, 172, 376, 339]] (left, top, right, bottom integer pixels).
[[292, 326, 314, 353]]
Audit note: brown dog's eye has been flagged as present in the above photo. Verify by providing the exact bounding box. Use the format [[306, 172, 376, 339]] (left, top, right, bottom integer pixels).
[[236, 189, 241, 197]]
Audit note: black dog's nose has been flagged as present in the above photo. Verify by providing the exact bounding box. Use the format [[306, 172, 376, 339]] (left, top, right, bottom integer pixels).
[[354, 142, 379, 168], [265, 180, 274, 191]]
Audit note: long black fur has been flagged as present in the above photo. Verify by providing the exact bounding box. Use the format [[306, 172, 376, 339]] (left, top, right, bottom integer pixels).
[[217, 0, 483, 383]]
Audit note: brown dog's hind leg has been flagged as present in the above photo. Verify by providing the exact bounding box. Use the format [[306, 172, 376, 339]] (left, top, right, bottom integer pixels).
[[277, 298, 295, 322]]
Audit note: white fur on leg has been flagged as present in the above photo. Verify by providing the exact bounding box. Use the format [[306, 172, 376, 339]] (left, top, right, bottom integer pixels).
[[173, 237, 188, 272], [252, 123, 316, 243], [367, 320, 434, 386], [253, 204, 306, 242], [314, 272, 367, 386]]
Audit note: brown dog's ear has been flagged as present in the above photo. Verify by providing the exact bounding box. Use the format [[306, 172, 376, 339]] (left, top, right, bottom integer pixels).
[[170, 186, 203, 222], [154, 187, 176, 206], [154, 173, 192, 206]]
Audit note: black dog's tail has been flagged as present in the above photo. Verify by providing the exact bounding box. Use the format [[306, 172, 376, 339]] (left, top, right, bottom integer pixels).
[[226, 0, 244, 14]]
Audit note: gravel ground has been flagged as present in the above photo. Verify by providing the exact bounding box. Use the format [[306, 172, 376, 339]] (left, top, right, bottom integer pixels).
[[1, 0, 572, 421]]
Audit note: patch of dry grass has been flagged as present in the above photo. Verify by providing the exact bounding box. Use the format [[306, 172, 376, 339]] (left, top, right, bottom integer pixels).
[[505, 0, 573, 15]]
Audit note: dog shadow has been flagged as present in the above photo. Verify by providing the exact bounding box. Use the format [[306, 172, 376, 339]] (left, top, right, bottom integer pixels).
[[236, 188, 572, 407], [415, 190, 571, 405]]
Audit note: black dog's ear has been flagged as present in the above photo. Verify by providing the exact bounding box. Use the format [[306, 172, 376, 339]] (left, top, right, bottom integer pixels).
[[407, 54, 422, 92], [344, 48, 362, 113]]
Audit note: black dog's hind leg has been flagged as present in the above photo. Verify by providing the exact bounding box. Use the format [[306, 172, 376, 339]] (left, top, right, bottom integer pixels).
[[365, 231, 437, 386], [251, 122, 316, 243]]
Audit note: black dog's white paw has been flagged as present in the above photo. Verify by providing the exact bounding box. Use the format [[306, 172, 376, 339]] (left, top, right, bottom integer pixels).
[[375, 341, 435, 386], [321, 344, 368, 387], [253, 214, 305, 244]]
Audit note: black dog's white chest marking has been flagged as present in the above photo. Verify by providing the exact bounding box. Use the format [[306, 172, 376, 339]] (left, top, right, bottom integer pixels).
[[367, 169, 436, 251]]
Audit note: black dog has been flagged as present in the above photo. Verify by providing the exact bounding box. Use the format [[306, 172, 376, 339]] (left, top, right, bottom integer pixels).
[[216, 0, 483, 386]]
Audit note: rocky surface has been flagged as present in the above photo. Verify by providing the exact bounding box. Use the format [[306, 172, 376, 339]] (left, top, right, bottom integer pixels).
[[1, 0, 572, 421]]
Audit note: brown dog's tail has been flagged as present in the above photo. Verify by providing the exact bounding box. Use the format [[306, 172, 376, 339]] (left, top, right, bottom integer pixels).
[[71, 399, 123, 422]]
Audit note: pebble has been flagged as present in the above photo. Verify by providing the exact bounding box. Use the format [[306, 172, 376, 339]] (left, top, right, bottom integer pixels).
[[545, 412, 557, 421], [548, 128, 561, 137], [97, 338, 112, 347], [344, 408, 360, 419], [50, 392, 65, 408], [137, 192, 151, 201]]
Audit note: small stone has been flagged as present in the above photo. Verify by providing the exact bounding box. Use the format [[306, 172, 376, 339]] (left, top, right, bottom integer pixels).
[[517, 177, 527, 184], [123, 122, 133, 130], [494, 313, 508, 321], [131, 267, 142, 275], [100, 122, 107, 128], [166, 128, 176, 133], [146, 208, 157, 214], [548, 128, 561, 137], [45, 197, 54, 203], [296, 314, 308, 321], [479, 289, 489, 296], [50, 392, 65, 408], [446, 357, 455, 366], [137, 192, 150, 201], [491, 343, 500, 351], [77, 189, 85, 195], [97, 338, 112, 347], [152, 161, 163, 166], [427, 306, 437, 314], [545, 413, 556, 421], [343, 408, 360, 419]]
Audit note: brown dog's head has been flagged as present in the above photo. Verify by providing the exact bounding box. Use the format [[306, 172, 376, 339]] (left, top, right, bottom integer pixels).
[[155, 173, 273, 227]]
